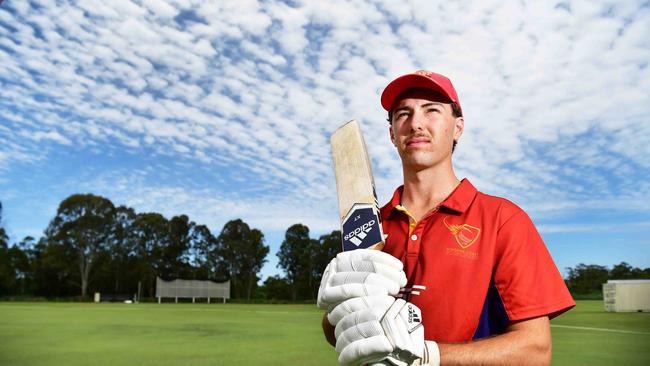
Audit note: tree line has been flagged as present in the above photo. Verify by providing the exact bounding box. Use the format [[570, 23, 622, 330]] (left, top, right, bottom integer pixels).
[[3, 198, 649, 302], [0, 197, 339, 302], [565, 262, 650, 298]]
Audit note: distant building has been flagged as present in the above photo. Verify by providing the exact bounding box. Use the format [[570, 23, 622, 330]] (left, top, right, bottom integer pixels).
[[603, 280, 650, 312]]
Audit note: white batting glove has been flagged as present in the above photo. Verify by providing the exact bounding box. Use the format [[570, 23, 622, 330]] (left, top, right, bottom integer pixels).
[[328, 295, 396, 326], [335, 298, 425, 366], [317, 249, 407, 316]]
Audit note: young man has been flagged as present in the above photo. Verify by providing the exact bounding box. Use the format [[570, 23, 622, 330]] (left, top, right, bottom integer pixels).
[[318, 71, 575, 366]]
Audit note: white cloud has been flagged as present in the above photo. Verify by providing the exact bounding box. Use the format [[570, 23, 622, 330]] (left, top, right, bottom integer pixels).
[[28, 131, 72, 145], [74, 170, 339, 235], [539, 220, 650, 234], [1, 0, 649, 249], [142, 0, 178, 19]]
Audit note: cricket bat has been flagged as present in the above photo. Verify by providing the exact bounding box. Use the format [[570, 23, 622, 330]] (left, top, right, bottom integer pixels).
[[330, 120, 385, 252]]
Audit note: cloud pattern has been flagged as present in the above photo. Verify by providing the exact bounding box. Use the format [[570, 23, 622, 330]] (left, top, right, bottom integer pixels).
[[1, 1, 649, 272]]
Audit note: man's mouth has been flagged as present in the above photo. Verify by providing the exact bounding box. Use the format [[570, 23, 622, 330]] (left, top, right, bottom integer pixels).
[[406, 136, 430, 147]]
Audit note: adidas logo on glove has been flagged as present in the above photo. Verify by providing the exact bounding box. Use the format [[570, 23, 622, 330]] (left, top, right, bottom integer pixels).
[[408, 305, 421, 325]]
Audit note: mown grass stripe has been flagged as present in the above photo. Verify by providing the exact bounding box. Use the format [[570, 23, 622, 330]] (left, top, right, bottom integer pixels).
[[551, 324, 650, 335]]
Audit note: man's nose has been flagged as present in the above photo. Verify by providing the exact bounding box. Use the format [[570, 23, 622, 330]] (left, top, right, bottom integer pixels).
[[408, 110, 424, 132]]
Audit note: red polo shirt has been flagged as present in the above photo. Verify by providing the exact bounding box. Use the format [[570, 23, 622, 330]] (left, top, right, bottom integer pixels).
[[381, 179, 575, 342]]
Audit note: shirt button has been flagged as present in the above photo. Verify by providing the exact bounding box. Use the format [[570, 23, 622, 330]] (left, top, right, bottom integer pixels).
[[411, 234, 418, 241]]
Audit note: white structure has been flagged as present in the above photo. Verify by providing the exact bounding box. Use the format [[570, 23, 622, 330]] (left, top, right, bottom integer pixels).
[[603, 280, 650, 312], [156, 277, 230, 304]]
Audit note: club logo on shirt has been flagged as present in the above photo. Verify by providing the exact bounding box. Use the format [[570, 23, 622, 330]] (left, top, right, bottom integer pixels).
[[443, 216, 481, 249]]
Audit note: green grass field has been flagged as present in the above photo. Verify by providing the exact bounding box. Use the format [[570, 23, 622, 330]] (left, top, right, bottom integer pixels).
[[0, 300, 648, 365]]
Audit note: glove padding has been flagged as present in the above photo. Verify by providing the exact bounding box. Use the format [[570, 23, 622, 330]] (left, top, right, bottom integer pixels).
[[334, 298, 425, 366], [328, 295, 395, 326], [317, 249, 406, 314]]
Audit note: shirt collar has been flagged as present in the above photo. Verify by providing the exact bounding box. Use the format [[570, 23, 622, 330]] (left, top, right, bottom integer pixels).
[[442, 178, 477, 213], [382, 178, 478, 218]]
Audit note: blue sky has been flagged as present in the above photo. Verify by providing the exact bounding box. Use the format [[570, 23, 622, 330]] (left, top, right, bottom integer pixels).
[[1, 0, 649, 281]]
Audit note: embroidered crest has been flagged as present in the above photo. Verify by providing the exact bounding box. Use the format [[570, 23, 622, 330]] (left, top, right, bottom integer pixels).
[[443, 216, 480, 249]]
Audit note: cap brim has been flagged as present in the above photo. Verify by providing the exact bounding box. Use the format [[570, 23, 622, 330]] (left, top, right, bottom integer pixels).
[[380, 74, 454, 111]]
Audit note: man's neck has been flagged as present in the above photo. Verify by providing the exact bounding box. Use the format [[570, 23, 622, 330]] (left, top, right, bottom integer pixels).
[[400, 163, 460, 221]]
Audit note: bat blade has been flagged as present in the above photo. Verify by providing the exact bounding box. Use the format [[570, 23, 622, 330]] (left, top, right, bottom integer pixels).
[[330, 120, 384, 251]]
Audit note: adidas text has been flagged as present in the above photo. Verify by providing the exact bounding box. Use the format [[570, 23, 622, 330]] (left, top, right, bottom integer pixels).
[[344, 219, 376, 241]]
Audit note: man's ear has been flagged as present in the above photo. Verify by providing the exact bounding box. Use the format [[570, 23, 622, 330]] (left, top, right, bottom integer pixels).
[[454, 116, 464, 141], [389, 125, 396, 146]]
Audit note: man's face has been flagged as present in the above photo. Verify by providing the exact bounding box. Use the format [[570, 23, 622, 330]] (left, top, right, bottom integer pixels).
[[389, 89, 464, 173]]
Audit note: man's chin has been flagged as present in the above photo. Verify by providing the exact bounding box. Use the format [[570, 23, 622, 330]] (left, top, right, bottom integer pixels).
[[401, 158, 437, 172]]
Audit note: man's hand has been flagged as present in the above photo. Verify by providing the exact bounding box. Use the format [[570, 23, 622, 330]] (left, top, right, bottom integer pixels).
[[317, 249, 407, 314], [334, 297, 425, 366]]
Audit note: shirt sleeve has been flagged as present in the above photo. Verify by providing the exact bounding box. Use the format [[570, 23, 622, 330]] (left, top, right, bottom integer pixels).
[[493, 209, 575, 321]]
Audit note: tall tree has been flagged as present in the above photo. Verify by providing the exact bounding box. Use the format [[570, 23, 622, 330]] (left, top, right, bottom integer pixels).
[[102, 205, 137, 296], [0, 202, 7, 246], [216, 219, 269, 300], [217, 219, 248, 298], [44, 194, 116, 298], [243, 228, 269, 300], [31, 236, 77, 297], [7, 236, 35, 295], [189, 223, 223, 280], [160, 215, 193, 279], [609, 262, 639, 279], [277, 223, 311, 301], [0, 202, 12, 295], [128, 212, 170, 297], [565, 263, 610, 294], [309, 230, 341, 299]]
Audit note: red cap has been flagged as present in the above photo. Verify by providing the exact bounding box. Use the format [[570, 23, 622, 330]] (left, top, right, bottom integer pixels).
[[381, 70, 461, 114]]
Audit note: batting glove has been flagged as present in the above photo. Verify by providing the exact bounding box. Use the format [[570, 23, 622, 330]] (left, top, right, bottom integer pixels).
[[317, 249, 407, 315], [328, 295, 396, 326], [335, 298, 425, 366]]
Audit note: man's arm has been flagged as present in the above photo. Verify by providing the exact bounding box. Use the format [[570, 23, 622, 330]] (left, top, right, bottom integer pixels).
[[326, 311, 551, 366], [436, 316, 551, 366]]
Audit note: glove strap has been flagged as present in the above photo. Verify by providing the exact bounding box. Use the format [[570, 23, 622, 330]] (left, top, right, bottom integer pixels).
[[421, 341, 440, 366], [385, 341, 439, 366]]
